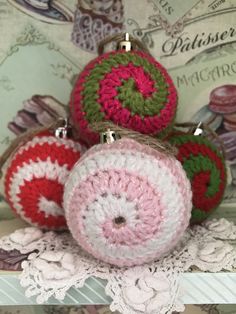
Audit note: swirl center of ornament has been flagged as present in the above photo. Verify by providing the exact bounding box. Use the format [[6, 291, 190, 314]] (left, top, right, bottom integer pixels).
[[99, 62, 169, 119], [113, 216, 126, 228], [38, 196, 64, 217]]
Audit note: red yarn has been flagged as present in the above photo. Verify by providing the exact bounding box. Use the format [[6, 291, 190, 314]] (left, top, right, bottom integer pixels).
[[178, 142, 226, 212], [177, 142, 225, 181], [19, 179, 65, 228], [70, 50, 177, 145], [99, 63, 156, 99], [5, 132, 85, 229]]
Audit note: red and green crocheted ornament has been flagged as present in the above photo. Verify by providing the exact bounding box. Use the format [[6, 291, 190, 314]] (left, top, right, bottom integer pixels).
[[70, 48, 178, 145], [168, 132, 227, 224]]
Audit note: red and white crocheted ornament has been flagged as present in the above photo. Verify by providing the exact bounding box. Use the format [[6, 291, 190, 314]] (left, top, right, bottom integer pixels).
[[4, 131, 86, 229], [64, 137, 192, 267]]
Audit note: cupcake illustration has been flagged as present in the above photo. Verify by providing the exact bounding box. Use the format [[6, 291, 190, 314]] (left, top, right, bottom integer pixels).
[[8, 95, 67, 135], [7, 0, 74, 24], [71, 0, 124, 53]]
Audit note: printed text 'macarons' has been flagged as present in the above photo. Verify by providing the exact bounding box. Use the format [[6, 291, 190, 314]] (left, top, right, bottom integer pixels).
[[175, 60, 236, 88]]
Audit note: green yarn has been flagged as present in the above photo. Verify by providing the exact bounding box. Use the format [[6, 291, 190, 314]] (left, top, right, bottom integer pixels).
[[191, 208, 210, 224], [81, 52, 170, 123], [117, 79, 168, 117], [182, 155, 221, 197], [168, 132, 226, 224], [169, 133, 220, 154]]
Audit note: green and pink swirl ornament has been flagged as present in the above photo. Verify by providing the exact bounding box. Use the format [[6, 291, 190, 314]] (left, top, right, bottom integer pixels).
[[168, 132, 227, 224], [70, 50, 178, 145]]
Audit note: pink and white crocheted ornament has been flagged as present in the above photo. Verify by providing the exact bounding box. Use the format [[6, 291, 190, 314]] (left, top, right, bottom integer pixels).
[[4, 132, 86, 230], [64, 138, 192, 267]]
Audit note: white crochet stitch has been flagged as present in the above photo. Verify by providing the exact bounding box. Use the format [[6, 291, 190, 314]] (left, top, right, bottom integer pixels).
[[4, 133, 86, 230], [38, 196, 64, 216], [0, 218, 236, 314], [8, 159, 69, 217], [64, 140, 192, 267]]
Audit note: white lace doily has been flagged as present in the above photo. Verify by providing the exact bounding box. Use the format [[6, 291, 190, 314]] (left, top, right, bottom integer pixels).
[[0, 218, 236, 314]]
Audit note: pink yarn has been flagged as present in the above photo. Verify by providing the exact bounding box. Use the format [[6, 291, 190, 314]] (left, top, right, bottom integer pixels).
[[70, 50, 177, 145], [99, 63, 156, 99], [72, 169, 164, 246], [64, 138, 192, 267]]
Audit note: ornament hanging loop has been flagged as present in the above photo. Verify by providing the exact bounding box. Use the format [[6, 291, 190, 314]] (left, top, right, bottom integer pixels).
[[97, 32, 150, 55], [91, 121, 177, 156]]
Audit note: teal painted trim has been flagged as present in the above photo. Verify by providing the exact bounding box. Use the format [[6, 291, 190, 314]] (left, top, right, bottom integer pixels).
[[0, 273, 236, 305]]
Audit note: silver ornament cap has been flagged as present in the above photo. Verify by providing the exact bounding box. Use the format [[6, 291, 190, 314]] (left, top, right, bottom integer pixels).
[[55, 118, 72, 139], [192, 122, 204, 136], [117, 33, 132, 52], [100, 129, 120, 144]]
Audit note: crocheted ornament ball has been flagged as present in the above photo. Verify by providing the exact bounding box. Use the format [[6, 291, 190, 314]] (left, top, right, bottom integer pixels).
[[70, 50, 178, 145], [4, 131, 86, 230], [168, 132, 227, 224], [64, 138, 192, 267]]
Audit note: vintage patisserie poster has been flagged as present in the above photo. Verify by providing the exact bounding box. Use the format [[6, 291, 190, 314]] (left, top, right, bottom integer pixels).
[[0, 1, 236, 313], [0, 0, 236, 218], [167, 1, 236, 220], [0, 2, 235, 186], [0, 0, 236, 215]]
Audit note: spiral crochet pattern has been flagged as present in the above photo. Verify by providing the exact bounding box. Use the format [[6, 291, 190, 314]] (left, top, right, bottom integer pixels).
[[70, 50, 177, 145], [168, 133, 227, 224], [5, 132, 86, 230], [64, 138, 192, 267]]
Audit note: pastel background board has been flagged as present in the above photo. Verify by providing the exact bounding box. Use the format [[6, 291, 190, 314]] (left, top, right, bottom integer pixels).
[[0, 0, 236, 311]]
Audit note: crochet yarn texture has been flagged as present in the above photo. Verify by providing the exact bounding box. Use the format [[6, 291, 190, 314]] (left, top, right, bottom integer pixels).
[[70, 50, 177, 145], [4, 132, 86, 230], [168, 133, 227, 224], [64, 138, 192, 267]]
